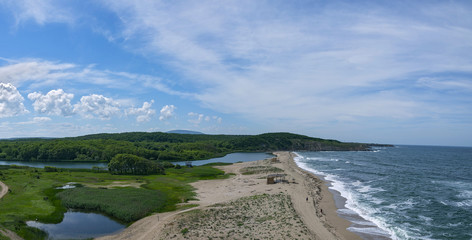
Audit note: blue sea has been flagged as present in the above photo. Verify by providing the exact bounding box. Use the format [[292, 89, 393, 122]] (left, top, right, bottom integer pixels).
[[294, 146, 472, 240]]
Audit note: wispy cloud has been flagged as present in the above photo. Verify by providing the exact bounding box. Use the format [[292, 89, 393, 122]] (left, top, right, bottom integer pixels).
[[2, 0, 76, 26], [0, 58, 182, 96], [100, 0, 472, 128], [1, 1, 471, 144]]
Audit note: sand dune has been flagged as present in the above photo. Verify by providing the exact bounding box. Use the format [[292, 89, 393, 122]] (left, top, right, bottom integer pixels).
[[97, 152, 360, 240]]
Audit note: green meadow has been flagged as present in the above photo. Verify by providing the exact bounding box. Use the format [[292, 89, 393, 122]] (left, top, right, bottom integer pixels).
[[0, 164, 229, 239]]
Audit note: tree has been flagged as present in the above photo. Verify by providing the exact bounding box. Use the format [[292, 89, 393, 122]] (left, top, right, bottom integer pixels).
[[108, 154, 164, 175]]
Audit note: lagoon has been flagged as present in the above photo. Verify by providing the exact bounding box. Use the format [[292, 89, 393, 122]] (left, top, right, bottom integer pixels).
[[0, 160, 108, 169], [0, 152, 274, 169], [26, 211, 125, 240], [172, 152, 274, 166]]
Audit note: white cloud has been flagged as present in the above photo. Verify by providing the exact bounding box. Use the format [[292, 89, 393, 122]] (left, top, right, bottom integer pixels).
[[188, 112, 222, 125], [0, 58, 184, 97], [0, 83, 28, 118], [127, 100, 156, 122], [28, 89, 74, 116], [73, 94, 121, 120], [17, 116, 52, 125], [1, 0, 75, 26], [188, 112, 204, 125], [33, 116, 51, 122], [159, 105, 176, 121], [0, 59, 75, 87], [102, 1, 472, 126]]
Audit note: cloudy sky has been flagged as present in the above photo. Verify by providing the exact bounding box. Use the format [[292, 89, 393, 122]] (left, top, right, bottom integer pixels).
[[0, 0, 471, 146]]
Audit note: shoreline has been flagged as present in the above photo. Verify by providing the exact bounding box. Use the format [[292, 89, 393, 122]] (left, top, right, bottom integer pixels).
[[97, 151, 362, 239], [283, 152, 362, 240]]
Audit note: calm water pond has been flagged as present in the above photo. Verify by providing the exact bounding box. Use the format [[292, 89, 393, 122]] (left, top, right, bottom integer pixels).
[[0, 152, 273, 169], [26, 211, 125, 240], [0, 160, 107, 169], [172, 152, 274, 166]]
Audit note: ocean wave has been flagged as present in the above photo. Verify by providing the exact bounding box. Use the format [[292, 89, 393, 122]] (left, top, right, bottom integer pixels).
[[347, 226, 391, 237], [441, 199, 472, 208]]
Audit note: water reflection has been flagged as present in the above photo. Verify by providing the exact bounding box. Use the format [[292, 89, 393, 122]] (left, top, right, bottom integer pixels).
[[27, 211, 125, 240], [172, 152, 274, 166]]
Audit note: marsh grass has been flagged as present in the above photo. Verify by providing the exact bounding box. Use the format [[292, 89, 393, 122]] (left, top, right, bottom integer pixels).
[[57, 187, 167, 223], [0, 165, 228, 238]]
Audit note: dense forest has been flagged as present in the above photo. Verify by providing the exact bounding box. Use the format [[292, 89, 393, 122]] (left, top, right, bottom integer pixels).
[[0, 132, 379, 162]]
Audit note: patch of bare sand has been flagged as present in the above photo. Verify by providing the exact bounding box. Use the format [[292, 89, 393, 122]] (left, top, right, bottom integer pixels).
[[156, 193, 315, 239], [97, 152, 361, 240], [1, 181, 23, 240], [0, 181, 8, 199], [0, 228, 23, 240], [84, 181, 143, 189]]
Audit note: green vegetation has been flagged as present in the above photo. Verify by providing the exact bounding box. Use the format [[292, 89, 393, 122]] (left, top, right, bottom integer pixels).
[[0, 132, 374, 162], [201, 162, 233, 166], [0, 164, 229, 239], [108, 154, 164, 175], [57, 187, 167, 222], [240, 166, 284, 175]]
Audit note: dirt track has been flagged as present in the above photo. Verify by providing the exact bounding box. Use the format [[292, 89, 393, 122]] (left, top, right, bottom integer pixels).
[[0, 181, 8, 199]]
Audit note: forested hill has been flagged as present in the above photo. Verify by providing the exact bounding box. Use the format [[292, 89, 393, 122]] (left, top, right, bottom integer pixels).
[[0, 132, 382, 162]]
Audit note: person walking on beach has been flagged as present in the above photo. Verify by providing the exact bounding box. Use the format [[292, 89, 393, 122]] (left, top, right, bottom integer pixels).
[[306, 197, 308, 202]]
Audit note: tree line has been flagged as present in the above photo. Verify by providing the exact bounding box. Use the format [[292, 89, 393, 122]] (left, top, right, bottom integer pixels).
[[0, 132, 375, 162]]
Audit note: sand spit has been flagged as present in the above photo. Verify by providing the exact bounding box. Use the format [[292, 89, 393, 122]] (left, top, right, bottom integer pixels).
[[97, 152, 361, 240]]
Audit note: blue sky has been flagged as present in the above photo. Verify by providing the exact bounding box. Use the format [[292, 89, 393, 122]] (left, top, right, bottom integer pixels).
[[0, 0, 471, 146]]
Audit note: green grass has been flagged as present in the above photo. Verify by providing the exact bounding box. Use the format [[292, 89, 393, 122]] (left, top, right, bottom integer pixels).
[[0, 165, 229, 238], [57, 187, 167, 223], [240, 166, 284, 175]]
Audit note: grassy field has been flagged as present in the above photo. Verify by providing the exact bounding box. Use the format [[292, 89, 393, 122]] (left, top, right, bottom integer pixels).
[[0, 164, 229, 239]]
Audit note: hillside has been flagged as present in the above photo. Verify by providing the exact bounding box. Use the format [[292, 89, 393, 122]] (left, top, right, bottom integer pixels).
[[0, 132, 385, 162]]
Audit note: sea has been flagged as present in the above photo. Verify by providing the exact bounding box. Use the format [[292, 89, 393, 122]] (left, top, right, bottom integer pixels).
[[294, 145, 472, 240]]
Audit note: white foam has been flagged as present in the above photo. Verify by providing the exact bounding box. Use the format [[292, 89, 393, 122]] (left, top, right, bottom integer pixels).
[[294, 152, 404, 240], [348, 226, 391, 237]]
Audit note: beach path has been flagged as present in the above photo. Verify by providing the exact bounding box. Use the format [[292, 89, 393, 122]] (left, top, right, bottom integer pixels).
[[0, 181, 23, 240], [0, 181, 8, 199], [97, 152, 361, 240]]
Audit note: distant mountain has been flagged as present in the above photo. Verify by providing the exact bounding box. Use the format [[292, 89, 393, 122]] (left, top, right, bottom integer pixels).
[[167, 130, 205, 135]]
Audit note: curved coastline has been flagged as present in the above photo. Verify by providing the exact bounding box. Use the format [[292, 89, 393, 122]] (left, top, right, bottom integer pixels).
[[287, 152, 363, 240], [98, 151, 362, 239], [292, 151, 392, 240]]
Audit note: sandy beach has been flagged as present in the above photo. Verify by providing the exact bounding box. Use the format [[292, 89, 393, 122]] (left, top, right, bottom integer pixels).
[[97, 151, 361, 240]]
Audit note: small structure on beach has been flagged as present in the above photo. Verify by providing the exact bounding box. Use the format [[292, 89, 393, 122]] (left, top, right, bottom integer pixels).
[[267, 174, 286, 184]]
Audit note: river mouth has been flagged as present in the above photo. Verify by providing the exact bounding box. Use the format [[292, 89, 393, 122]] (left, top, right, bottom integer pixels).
[[26, 211, 125, 240]]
